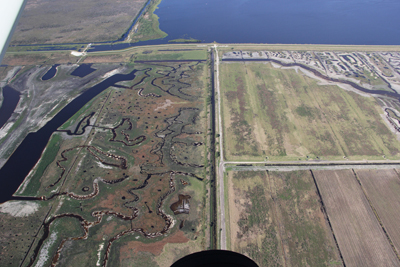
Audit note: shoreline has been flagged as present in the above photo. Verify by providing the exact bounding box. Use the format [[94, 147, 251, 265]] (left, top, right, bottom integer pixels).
[[5, 42, 400, 56]]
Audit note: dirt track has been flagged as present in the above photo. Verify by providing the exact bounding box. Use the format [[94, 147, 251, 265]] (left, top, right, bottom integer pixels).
[[214, 44, 228, 250]]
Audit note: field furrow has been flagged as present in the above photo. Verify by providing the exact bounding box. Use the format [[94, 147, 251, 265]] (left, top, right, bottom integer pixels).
[[313, 169, 399, 267], [355, 169, 400, 257]]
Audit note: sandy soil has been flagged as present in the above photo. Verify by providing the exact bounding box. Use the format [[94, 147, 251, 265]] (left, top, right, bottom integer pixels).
[[0, 200, 39, 217]]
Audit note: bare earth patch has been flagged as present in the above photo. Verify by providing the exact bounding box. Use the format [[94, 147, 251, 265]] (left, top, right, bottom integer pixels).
[[0, 200, 39, 217], [119, 230, 189, 257], [313, 169, 399, 267]]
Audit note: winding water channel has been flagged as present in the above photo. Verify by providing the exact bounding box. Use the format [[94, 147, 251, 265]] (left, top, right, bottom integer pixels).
[[222, 58, 400, 100], [0, 70, 139, 203]]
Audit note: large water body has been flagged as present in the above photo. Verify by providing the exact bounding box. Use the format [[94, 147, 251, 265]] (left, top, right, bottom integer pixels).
[[32, 0, 400, 52], [154, 0, 400, 45]]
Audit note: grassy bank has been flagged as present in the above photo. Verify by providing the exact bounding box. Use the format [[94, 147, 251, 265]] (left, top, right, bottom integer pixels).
[[169, 38, 201, 43], [130, 0, 168, 43]]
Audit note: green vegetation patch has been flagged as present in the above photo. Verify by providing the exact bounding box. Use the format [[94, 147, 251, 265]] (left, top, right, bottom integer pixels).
[[130, 0, 168, 43], [228, 170, 342, 266], [271, 171, 341, 266], [220, 62, 400, 161], [134, 49, 207, 61], [169, 38, 201, 43], [0, 200, 53, 267]]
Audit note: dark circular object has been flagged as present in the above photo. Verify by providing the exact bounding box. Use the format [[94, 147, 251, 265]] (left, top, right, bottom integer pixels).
[[82, 186, 89, 192], [171, 250, 259, 267]]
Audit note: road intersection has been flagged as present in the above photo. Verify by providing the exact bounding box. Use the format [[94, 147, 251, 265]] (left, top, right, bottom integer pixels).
[[213, 44, 400, 250]]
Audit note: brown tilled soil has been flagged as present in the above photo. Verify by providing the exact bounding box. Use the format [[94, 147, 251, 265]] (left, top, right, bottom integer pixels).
[[355, 168, 400, 257], [313, 169, 400, 267]]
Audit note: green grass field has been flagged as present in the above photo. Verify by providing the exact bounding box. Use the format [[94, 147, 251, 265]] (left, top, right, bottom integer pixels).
[[133, 49, 207, 61], [220, 62, 400, 161], [227, 170, 342, 267], [168, 38, 201, 43]]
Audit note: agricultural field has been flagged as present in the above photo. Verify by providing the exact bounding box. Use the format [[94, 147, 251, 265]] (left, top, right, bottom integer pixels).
[[313, 169, 399, 267], [355, 169, 400, 255], [221, 50, 400, 93], [227, 170, 342, 267], [1, 58, 210, 266], [220, 61, 400, 161], [10, 0, 148, 45]]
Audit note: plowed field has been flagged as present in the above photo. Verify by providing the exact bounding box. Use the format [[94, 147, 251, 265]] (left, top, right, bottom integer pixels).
[[355, 169, 400, 257], [313, 169, 399, 267]]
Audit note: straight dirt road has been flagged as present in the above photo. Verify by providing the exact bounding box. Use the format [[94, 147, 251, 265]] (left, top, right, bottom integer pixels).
[[214, 43, 400, 250], [214, 44, 227, 250]]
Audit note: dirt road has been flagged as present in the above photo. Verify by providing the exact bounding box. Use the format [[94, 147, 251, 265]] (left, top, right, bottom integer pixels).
[[213, 43, 400, 250], [214, 44, 227, 250]]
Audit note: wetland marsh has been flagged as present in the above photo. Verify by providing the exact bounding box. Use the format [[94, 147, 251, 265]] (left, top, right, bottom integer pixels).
[[3, 0, 400, 264]]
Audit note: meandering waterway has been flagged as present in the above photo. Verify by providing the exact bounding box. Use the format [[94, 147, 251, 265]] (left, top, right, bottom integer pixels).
[[0, 70, 138, 203]]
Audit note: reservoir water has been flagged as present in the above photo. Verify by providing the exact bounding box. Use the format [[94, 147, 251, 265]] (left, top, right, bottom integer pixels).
[[0, 86, 20, 129], [155, 0, 400, 45], [154, 0, 400, 45], [42, 65, 59, 81], [71, 64, 96, 78], [17, 0, 400, 53]]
